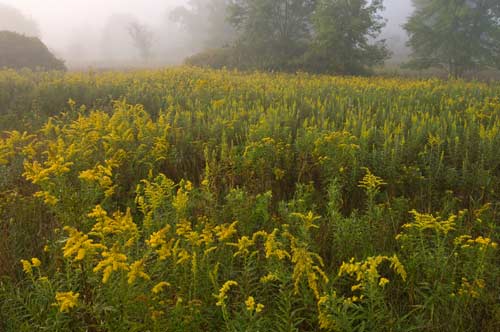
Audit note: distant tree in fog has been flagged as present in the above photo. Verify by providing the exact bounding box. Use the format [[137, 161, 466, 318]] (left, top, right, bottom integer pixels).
[[228, 0, 316, 70], [100, 14, 138, 62], [128, 21, 154, 61], [0, 3, 40, 37], [308, 0, 389, 74], [170, 0, 235, 51], [404, 0, 500, 77]]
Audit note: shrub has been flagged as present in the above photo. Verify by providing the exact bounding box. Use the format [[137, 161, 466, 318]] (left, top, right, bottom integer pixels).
[[0, 31, 66, 71]]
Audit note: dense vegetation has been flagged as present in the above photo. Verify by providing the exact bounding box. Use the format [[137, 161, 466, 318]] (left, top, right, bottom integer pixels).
[[0, 67, 499, 331], [177, 0, 500, 76], [0, 31, 66, 71], [404, 0, 500, 77]]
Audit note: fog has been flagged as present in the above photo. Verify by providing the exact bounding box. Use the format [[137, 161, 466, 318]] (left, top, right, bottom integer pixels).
[[0, 0, 414, 69]]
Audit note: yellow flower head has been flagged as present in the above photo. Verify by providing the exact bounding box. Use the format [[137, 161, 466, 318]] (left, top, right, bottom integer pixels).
[[54, 291, 79, 313], [20, 259, 32, 275], [127, 259, 150, 285], [31, 257, 42, 267], [214, 280, 238, 307], [379, 277, 390, 287], [245, 296, 256, 312], [92, 247, 129, 284], [215, 221, 238, 242], [152, 281, 171, 294], [358, 167, 386, 191]]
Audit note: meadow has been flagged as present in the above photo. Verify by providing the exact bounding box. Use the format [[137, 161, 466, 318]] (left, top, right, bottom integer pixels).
[[0, 67, 498, 331]]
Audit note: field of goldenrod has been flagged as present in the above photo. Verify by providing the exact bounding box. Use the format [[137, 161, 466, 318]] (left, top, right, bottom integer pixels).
[[0, 67, 498, 331]]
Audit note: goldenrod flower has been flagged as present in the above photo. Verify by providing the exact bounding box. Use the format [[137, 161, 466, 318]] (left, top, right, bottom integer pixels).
[[31, 257, 41, 267], [54, 291, 79, 313], [34, 191, 59, 206], [402, 210, 456, 235], [245, 296, 264, 314], [62, 226, 106, 262], [152, 281, 171, 294], [290, 240, 328, 299], [260, 272, 279, 283], [215, 221, 238, 241], [93, 247, 129, 283], [20, 259, 32, 275], [358, 167, 386, 191], [215, 280, 238, 307], [245, 296, 256, 312], [228, 236, 254, 257], [379, 277, 390, 287], [127, 259, 150, 285]]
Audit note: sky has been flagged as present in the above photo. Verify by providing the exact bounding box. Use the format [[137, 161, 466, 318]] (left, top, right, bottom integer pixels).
[[0, 0, 181, 46]]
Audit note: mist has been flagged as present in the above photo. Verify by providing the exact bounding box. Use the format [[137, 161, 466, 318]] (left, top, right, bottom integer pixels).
[[0, 0, 415, 69]]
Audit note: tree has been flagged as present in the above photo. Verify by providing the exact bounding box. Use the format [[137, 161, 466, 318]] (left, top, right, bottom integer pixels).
[[0, 31, 66, 70], [404, 0, 500, 77], [228, 0, 317, 70], [0, 4, 39, 37], [128, 21, 154, 61], [308, 0, 389, 74], [100, 14, 139, 62], [170, 0, 236, 51]]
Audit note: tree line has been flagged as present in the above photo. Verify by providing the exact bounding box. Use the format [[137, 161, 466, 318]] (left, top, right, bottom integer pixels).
[[175, 0, 500, 77]]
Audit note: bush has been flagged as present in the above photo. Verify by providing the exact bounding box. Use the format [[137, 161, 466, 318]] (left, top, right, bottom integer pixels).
[[185, 47, 240, 69], [0, 31, 66, 71]]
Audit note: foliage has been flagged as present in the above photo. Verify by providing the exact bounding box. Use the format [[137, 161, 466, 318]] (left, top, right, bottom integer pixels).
[[0, 31, 66, 71], [307, 0, 389, 74], [0, 67, 499, 331], [170, 0, 236, 50], [187, 0, 391, 74], [228, 0, 316, 71], [404, 0, 500, 77]]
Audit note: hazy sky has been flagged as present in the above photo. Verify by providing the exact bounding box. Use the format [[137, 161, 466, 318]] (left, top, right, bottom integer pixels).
[[0, 0, 184, 46]]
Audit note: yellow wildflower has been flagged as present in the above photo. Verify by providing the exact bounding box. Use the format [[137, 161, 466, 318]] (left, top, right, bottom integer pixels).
[[245, 296, 264, 314], [176, 248, 191, 265], [215, 221, 238, 241], [228, 236, 254, 257], [54, 291, 79, 313], [260, 272, 279, 283], [93, 247, 129, 284], [358, 167, 386, 191], [62, 226, 106, 262], [31, 257, 41, 267], [152, 281, 171, 294], [263, 229, 290, 260], [379, 277, 390, 287], [20, 259, 32, 275], [127, 259, 150, 285], [147, 226, 175, 260], [245, 296, 256, 312], [290, 238, 329, 299], [89, 206, 139, 246], [215, 280, 238, 307], [34, 191, 59, 206], [402, 210, 456, 235]]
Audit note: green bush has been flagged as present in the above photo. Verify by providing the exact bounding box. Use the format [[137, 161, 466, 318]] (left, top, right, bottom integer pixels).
[[0, 31, 66, 71]]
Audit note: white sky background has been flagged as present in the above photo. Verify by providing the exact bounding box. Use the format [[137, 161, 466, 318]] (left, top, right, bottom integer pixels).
[[0, 0, 185, 47]]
